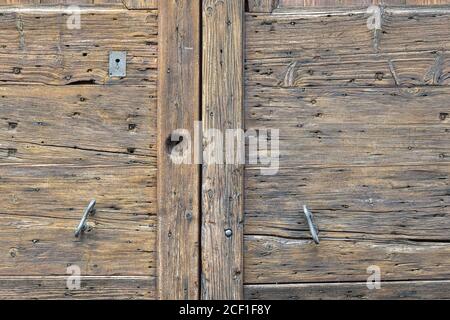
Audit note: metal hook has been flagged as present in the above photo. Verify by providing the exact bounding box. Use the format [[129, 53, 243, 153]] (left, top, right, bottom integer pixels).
[[75, 200, 96, 238], [303, 205, 319, 244]]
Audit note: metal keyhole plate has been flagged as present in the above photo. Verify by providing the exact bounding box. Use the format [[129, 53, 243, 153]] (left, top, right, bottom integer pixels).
[[109, 51, 127, 77]]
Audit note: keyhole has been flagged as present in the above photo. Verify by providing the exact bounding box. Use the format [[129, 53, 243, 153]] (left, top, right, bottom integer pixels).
[[115, 58, 121, 69]]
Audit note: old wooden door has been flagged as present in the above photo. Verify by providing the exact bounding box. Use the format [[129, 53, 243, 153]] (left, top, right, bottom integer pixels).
[[242, 0, 450, 299], [0, 0, 449, 300], [0, 0, 159, 299]]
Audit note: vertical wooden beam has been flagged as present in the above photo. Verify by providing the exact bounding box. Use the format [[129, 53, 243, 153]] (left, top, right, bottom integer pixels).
[[247, 0, 279, 12], [201, 0, 244, 300], [158, 0, 200, 300]]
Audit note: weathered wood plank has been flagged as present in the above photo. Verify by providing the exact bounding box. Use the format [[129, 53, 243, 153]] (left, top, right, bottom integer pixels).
[[247, 0, 279, 13], [94, 0, 124, 5], [122, 0, 158, 10], [0, 0, 41, 4], [0, 86, 156, 157], [0, 165, 156, 276], [158, 0, 200, 300], [381, 10, 450, 55], [406, 0, 450, 4], [245, 280, 450, 299], [246, 10, 450, 88], [246, 51, 450, 88], [278, 0, 450, 7], [246, 164, 449, 241], [39, 0, 94, 4], [0, 276, 155, 299], [244, 6, 450, 292], [246, 87, 450, 167], [202, 0, 244, 300], [245, 235, 450, 283], [0, 9, 157, 85]]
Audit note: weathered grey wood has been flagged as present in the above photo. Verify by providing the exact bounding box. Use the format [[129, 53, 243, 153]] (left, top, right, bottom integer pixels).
[[0, 0, 127, 5], [122, 0, 158, 9], [246, 87, 450, 167], [244, 6, 450, 295], [202, 0, 244, 300], [246, 163, 450, 241], [245, 235, 450, 283], [278, 0, 450, 7], [246, 51, 450, 88], [0, 86, 156, 157], [245, 280, 450, 299], [0, 212, 156, 276], [0, 4, 158, 299], [158, 0, 200, 300], [0, 9, 157, 85], [0, 89, 157, 279], [0, 276, 155, 299], [247, 0, 279, 12], [0, 0, 41, 4], [39, 0, 95, 4]]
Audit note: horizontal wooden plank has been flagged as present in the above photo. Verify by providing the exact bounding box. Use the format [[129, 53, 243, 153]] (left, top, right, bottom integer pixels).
[[245, 280, 450, 299], [278, 0, 450, 7], [0, 276, 155, 299], [0, 85, 156, 158], [0, 165, 156, 276], [247, 0, 279, 13], [246, 51, 450, 88], [0, 85, 156, 277], [122, 0, 158, 10], [39, 0, 95, 4], [245, 235, 450, 283], [246, 164, 450, 241], [0, 0, 41, 4], [246, 10, 450, 88], [246, 11, 374, 62], [0, 9, 157, 85], [246, 86, 450, 166]]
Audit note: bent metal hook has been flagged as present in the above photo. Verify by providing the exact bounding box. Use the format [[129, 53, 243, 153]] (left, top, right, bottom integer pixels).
[[75, 199, 96, 238], [303, 205, 320, 244]]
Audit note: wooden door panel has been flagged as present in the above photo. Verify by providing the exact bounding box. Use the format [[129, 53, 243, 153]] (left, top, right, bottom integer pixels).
[[0, 10, 157, 86], [0, 5, 157, 299], [278, 0, 450, 7], [0, 276, 155, 299], [244, 6, 450, 299]]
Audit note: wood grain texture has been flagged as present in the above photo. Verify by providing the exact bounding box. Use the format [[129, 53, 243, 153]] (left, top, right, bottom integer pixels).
[[0, 86, 156, 157], [39, 0, 95, 4], [122, 0, 158, 9], [0, 0, 125, 5], [0, 9, 157, 85], [0, 0, 41, 4], [245, 235, 450, 283], [0, 86, 157, 277], [0, 276, 155, 299], [202, 0, 244, 300], [278, 0, 450, 7], [245, 280, 450, 299], [244, 7, 450, 297], [158, 0, 200, 300], [0, 5, 158, 299], [247, 0, 279, 13]]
